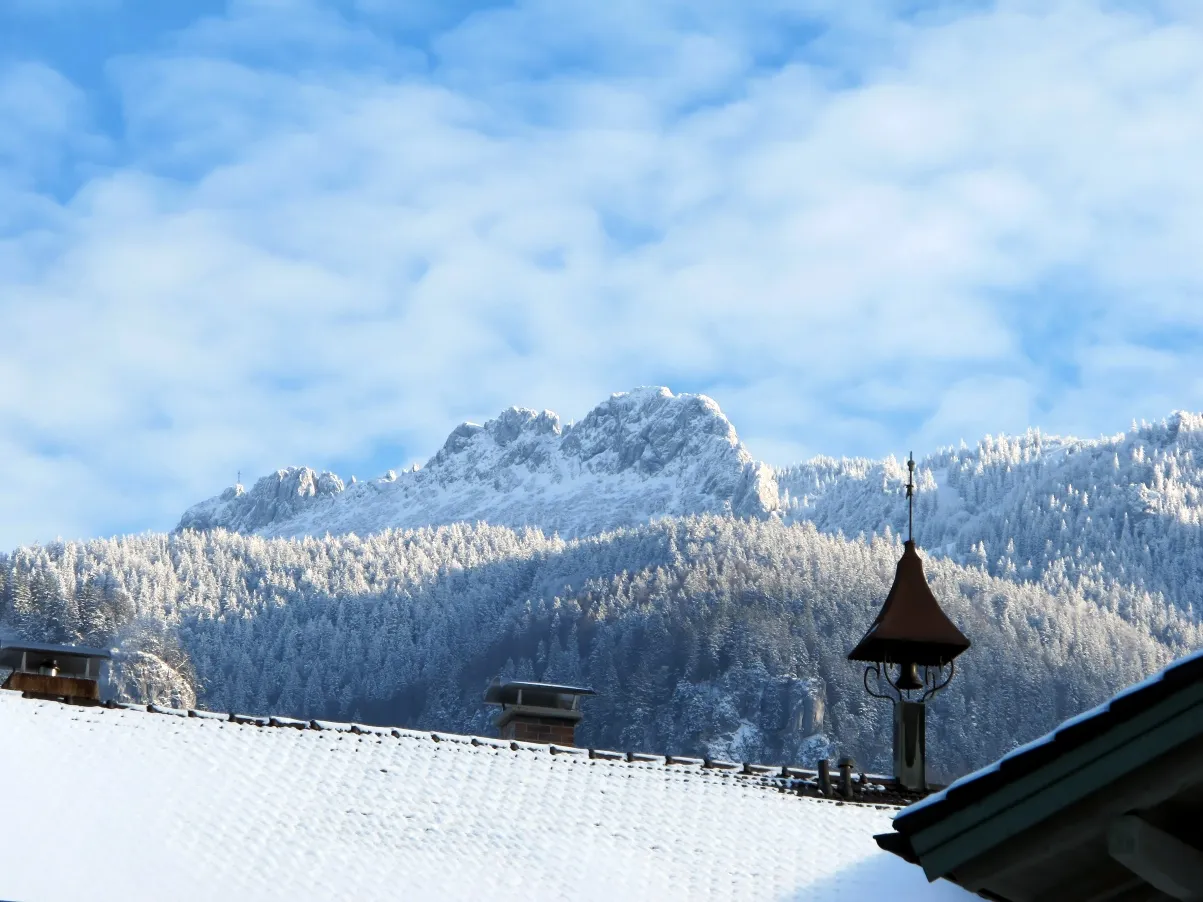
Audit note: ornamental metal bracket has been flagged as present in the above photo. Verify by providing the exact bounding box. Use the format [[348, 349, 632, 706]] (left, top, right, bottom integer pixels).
[[863, 663, 901, 703], [919, 661, 955, 703]]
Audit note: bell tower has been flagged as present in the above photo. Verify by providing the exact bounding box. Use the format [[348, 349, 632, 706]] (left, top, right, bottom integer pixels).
[[847, 453, 970, 791]]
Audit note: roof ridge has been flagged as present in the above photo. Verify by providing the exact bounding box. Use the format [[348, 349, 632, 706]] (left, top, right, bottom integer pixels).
[[7, 693, 917, 807]]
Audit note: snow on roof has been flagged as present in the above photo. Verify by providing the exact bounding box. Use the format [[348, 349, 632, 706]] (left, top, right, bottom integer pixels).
[[0, 692, 972, 901]]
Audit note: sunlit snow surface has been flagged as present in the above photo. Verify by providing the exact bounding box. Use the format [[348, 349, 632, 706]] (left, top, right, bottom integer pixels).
[[0, 692, 971, 901]]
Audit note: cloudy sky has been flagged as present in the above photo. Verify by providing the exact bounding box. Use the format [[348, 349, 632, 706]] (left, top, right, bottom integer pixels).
[[2, 0, 1202, 547]]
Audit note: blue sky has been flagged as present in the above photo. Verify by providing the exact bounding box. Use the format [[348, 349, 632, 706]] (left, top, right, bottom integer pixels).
[[2, 0, 1203, 547]]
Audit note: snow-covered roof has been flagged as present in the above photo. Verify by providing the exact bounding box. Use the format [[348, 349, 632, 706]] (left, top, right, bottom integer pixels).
[[0, 691, 972, 901]]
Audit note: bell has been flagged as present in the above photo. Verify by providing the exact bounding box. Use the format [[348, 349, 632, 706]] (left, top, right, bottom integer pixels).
[[894, 662, 923, 692]]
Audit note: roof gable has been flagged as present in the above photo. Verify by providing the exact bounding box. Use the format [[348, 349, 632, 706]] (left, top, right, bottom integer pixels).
[[882, 648, 1203, 898]]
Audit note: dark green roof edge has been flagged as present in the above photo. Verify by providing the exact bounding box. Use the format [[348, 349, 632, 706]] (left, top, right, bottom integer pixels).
[[904, 679, 1203, 881]]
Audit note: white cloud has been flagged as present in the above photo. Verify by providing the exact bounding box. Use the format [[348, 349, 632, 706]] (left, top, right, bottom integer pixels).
[[911, 374, 1037, 451], [3, 0, 1203, 546], [0, 62, 96, 184], [3, 0, 122, 14]]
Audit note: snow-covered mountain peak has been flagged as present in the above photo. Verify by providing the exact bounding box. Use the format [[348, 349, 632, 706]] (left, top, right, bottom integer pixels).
[[560, 387, 746, 475], [179, 467, 347, 534], [177, 387, 779, 539], [429, 407, 562, 470], [426, 388, 740, 477]]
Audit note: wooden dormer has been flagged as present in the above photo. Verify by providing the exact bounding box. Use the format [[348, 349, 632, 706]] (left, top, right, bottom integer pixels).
[[0, 640, 112, 703]]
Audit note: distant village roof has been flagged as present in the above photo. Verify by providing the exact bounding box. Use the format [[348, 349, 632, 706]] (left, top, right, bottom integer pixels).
[[0, 691, 972, 902], [880, 647, 1203, 899]]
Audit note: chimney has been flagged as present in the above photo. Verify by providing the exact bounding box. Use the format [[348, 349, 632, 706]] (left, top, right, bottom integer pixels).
[[483, 679, 595, 746], [0, 640, 112, 704]]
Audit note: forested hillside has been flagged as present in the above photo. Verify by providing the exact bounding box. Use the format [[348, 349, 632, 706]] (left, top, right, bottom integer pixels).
[[779, 413, 1203, 619], [0, 517, 1191, 781]]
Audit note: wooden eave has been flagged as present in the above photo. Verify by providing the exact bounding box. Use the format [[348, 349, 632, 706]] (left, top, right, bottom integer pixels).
[[881, 651, 1203, 900]]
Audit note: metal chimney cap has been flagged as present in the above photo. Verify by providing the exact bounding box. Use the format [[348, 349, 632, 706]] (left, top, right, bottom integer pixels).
[[0, 640, 113, 672], [483, 679, 596, 708], [0, 640, 113, 659]]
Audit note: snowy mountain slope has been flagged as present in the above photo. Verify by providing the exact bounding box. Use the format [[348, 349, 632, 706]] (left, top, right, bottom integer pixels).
[[7, 391, 1202, 787], [178, 387, 780, 540], [777, 413, 1203, 615]]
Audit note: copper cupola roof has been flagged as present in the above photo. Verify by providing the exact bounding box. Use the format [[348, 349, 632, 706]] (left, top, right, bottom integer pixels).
[[848, 539, 970, 667]]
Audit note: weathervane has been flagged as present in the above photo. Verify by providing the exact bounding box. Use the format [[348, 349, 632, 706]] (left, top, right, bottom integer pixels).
[[847, 452, 971, 791], [906, 451, 915, 543]]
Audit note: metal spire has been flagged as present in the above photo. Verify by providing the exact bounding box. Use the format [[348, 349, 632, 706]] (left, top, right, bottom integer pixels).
[[906, 452, 915, 543]]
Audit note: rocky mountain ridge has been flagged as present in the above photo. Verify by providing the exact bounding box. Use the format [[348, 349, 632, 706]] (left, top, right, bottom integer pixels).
[[177, 387, 780, 539]]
